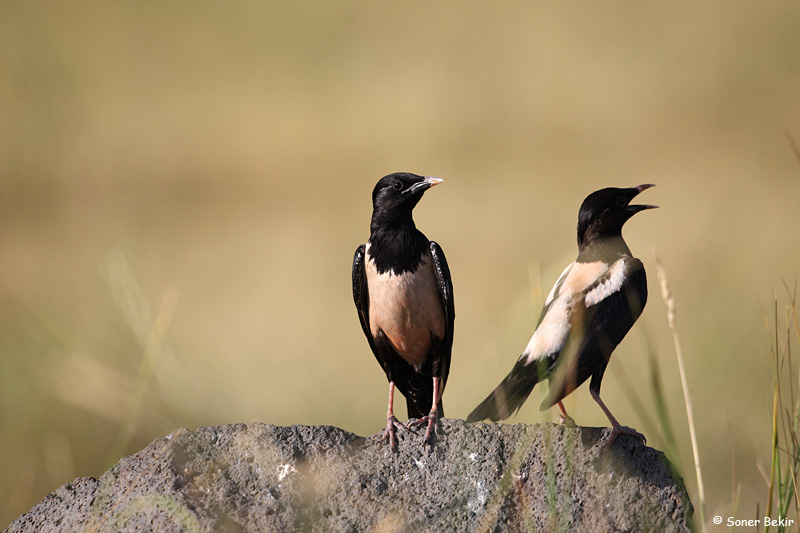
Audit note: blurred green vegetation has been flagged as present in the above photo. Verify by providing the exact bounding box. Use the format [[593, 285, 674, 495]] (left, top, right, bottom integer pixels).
[[2, 1, 800, 528]]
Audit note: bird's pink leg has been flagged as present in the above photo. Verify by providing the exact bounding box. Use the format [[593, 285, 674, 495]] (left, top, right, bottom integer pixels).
[[381, 381, 409, 451], [590, 388, 645, 448]]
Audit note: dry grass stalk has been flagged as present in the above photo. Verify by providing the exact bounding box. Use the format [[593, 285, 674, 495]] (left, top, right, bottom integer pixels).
[[653, 250, 706, 530]]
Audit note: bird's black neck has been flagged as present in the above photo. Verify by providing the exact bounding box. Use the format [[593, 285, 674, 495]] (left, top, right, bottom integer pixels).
[[577, 234, 632, 263], [368, 214, 429, 275]]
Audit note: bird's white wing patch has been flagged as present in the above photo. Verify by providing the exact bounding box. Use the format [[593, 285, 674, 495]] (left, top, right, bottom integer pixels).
[[545, 263, 574, 307], [522, 260, 624, 365], [522, 262, 582, 365], [584, 259, 627, 307], [522, 299, 571, 365], [559, 261, 609, 297]]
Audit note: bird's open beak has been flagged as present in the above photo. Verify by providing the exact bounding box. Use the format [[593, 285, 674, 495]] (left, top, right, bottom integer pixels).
[[404, 176, 444, 194], [627, 183, 658, 213]]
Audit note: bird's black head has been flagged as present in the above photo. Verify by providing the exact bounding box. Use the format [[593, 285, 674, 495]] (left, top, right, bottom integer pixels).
[[577, 184, 657, 250], [370, 172, 443, 229]]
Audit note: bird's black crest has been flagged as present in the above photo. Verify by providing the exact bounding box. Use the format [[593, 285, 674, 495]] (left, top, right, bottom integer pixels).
[[367, 172, 441, 276], [577, 185, 655, 260], [369, 173, 431, 231]]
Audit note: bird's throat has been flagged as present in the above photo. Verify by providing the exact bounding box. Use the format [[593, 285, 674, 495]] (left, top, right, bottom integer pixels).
[[367, 225, 429, 276]]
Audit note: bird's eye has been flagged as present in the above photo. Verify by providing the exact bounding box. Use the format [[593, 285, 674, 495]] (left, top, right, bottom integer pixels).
[[616, 196, 627, 207], [393, 181, 403, 190]]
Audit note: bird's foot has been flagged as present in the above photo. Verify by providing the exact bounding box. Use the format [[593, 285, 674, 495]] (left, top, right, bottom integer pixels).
[[380, 415, 409, 451], [558, 413, 576, 427], [603, 424, 646, 450], [409, 410, 440, 446]]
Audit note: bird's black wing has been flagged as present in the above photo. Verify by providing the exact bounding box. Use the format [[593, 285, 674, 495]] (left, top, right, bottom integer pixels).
[[429, 241, 455, 391], [352, 245, 380, 364], [541, 258, 648, 408]]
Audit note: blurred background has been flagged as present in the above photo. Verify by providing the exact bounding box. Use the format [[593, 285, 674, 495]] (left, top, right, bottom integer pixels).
[[2, 1, 800, 529]]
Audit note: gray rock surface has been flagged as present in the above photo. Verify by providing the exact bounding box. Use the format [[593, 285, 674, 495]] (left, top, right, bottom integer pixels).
[[5, 419, 693, 532]]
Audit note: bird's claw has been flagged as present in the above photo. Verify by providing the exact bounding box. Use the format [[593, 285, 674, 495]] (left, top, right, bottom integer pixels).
[[380, 415, 410, 451], [409, 410, 439, 446], [603, 424, 646, 450], [558, 413, 576, 427]]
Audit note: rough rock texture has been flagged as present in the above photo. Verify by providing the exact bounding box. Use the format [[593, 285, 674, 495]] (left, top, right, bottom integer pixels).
[[5, 419, 692, 532]]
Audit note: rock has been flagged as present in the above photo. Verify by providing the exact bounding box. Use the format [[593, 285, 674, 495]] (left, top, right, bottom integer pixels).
[[5, 419, 693, 532]]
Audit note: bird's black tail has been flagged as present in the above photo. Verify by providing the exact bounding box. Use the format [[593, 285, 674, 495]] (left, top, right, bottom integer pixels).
[[466, 356, 546, 422]]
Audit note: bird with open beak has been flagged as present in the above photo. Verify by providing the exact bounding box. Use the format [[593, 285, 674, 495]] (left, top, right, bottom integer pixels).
[[468, 184, 657, 448]]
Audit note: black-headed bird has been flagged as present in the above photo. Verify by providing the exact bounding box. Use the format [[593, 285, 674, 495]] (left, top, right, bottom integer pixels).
[[352, 173, 454, 449], [467, 185, 656, 448]]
